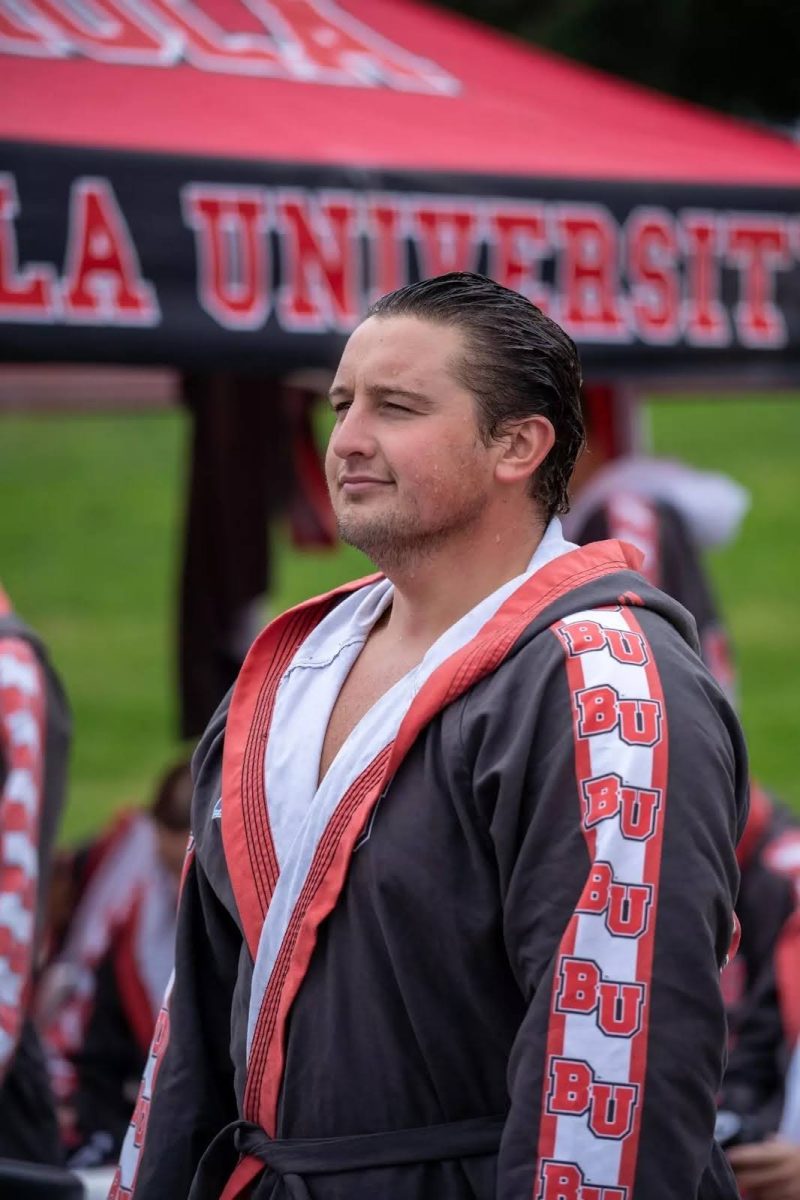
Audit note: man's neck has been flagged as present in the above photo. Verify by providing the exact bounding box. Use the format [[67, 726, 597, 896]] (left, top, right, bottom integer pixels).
[[379, 511, 548, 649]]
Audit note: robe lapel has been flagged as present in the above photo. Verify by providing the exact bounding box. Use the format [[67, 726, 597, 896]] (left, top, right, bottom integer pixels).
[[221, 574, 380, 960]]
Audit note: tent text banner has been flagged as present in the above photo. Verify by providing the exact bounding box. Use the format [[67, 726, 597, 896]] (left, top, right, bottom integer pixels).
[[2, 144, 800, 380]]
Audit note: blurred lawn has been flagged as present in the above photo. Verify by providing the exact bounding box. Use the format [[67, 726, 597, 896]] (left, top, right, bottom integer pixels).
[[0, 396, 798, 839]]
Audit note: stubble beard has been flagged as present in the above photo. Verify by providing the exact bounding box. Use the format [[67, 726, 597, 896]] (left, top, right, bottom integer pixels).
[[334, 486, 489, 575]]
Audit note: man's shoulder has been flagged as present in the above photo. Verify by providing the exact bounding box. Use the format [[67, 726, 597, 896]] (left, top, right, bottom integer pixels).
[[478, 593, 705, 709]]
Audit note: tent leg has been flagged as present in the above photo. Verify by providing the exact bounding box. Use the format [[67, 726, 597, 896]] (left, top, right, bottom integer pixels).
[[178, 373, 293, 740]]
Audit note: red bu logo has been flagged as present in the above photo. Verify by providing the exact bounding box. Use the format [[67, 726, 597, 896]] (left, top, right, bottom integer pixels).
[[557, 620, 649, 667], [152, 1007, 170, 1056], [131, 1089, 149, 1150], [547, 1058, 639, 1140], [582, 773, 662, 840], [575, 685, 662, 747], [538, 1161, 628, 1200], [556, 957, 646, 1038], [576, 862, 653, 938]]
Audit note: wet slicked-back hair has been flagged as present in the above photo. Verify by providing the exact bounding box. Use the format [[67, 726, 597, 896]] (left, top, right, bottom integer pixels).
[[367, 272, 585, 519]]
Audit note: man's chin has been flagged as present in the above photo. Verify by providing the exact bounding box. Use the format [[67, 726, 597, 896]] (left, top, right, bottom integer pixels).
[[335, 515, 411, 566]]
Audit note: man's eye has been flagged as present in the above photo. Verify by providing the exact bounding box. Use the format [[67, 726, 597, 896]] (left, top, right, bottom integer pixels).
[[332, 402, 351, 418], [383, 401, 411, 413]]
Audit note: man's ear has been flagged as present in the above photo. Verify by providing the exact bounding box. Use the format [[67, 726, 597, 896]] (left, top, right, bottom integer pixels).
[[494, 415, 555, 488]]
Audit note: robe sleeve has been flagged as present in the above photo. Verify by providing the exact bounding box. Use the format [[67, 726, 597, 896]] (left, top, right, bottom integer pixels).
[[0, 636, 47, 1084], [487, 607, 746, 1200], [109, 836, 240, 1198]]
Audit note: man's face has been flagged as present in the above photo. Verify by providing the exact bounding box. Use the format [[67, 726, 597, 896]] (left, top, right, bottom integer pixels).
[[325, 315, 499, 569]]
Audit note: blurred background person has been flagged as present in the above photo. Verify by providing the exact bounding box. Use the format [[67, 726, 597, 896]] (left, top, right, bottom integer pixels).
[[36, 761, 192, 1168], [564, 385, 749, 701], [0, 582, 71, 1164]]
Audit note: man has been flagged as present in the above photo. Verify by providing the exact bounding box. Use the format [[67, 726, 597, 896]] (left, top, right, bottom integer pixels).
[[112, 273, 747, 1199], [38, 762, 192, 1166], [0, 583, 71, 1163]]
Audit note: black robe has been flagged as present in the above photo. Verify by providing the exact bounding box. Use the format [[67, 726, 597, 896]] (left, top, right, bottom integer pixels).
[[112, 541, 747, 1199]]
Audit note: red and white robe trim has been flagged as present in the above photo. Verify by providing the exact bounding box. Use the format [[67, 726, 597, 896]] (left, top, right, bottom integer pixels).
[[218, 541, 643, 1199], [536, 606, 668, 1199]]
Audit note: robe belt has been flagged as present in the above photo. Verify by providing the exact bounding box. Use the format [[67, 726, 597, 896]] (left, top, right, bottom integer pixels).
[[189, 1114, 506, 1199]]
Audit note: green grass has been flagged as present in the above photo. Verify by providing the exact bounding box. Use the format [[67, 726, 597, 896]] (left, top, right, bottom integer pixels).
[[0, 397, 798, 839]]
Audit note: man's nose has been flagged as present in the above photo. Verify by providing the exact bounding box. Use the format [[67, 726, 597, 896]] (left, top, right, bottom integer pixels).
[[329, 400, 376, 460]]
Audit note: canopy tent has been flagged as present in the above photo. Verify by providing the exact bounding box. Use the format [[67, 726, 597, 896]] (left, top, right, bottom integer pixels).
[[2, 0, 800, 381], [3, 0, 800, 737]]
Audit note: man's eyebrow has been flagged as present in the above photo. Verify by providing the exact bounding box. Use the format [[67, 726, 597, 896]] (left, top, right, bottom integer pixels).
[[368, 385, 433, 405], [327, 383, 434, 406]]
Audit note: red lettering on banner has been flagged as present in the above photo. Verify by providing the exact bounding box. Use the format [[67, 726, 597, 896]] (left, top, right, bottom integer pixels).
[[255, 0, 455, 91], [556, 958, 645, 1038], [575, 685, 662, 747], [0, 174, 57, 319], [276, 190, 360, 330], [556, 621, 648, 667], [626, 208, 680, 343], [488, 203, 551, 311], [29, 0, 167, 64], [0, 0, 64, 56], [726, 216, 790, 347], [364, 197, 406, 301], [547, 1058, 638, 1140], [15, 0, 455, 90], [410, 200, 481, 278], [681, 211, 731, 345], [144, 0, 283, 73], [538, 1161, 628, 1200], [182, 184, 270, 330], [553, 205, 628, 341], [62, 178, 159, 324], [577, 862, 653, 938], [582, 774, 661, 840]]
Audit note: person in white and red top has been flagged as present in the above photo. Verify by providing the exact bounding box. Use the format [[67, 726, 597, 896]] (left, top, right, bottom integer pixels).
[[37, 762, 192, 1168], [0, 582, 71, 1164]]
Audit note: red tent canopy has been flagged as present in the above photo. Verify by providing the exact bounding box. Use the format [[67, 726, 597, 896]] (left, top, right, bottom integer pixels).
[[4, 0, 800, 184], [2, 0, 800, 379]]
